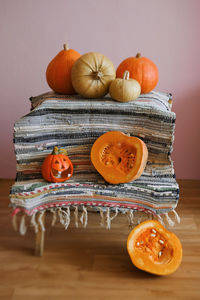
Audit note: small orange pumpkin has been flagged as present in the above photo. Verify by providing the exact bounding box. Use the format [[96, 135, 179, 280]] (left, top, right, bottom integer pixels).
[[127, 220, 182, 275], [116, 53, 159, 94], [90, 131, 148, 184], [42, 147, 73, 182], [46, 43, 80, 94]]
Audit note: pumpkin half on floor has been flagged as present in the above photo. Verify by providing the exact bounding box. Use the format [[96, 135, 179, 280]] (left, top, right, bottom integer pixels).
[[91, 131, 148, 184], [42, 147, 73, 183], [127, 220, 182, 275], [116, 53, 159, 94], [46, 43, 80, 94], [71, 52, 116, 98]]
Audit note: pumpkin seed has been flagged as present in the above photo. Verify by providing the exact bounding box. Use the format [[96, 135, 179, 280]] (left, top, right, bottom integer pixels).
[[150, 233, 156, 237]]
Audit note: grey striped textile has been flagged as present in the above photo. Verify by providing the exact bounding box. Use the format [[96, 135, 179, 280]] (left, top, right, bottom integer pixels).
[[10, 91, 179, 226]]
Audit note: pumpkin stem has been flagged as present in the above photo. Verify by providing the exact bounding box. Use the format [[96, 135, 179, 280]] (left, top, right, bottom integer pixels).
[[63, 43, 69, 51], [52, 146, 59, 155], [123, 71, 130, 80], [93, 71, 103, 80], [136, 53, 141, 58]]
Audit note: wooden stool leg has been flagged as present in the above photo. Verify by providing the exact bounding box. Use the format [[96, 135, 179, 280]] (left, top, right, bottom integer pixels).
[[35, 212, 45, 256]]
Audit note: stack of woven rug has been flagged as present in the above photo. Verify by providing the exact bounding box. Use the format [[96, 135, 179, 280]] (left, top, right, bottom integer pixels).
[[10, 91, 180, 235]]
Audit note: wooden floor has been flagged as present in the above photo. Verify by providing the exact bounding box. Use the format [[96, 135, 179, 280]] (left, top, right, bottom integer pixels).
[[0, 179, 200, 300]]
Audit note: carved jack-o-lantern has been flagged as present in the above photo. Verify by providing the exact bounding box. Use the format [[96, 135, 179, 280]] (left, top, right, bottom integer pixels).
[[42, 147, 73, 183]]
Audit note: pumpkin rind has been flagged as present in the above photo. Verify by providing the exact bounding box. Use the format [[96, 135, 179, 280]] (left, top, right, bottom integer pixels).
[[42, 147, 73, 182], [46, 44, 81, 94], [116, 53, 159, 94], [90, 131, 148, 184], [109, 70, 141, 102], [71, 52, 116, 98], [127, 220, 182, 275]]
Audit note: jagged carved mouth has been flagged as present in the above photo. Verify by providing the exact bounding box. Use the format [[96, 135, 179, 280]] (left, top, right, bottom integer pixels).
[[52, 168, 72, 179]]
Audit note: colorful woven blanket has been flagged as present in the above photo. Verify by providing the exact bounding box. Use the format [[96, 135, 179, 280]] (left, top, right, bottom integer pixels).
[[10, 91, 180, 234]]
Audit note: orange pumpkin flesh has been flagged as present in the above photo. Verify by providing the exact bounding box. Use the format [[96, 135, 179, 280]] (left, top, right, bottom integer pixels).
[[91, 131, 148, 184], [46, 44, 80, 94], [116, 53, 159, 94], [42, 147, 73, 183], [127, 220, 182, 275]]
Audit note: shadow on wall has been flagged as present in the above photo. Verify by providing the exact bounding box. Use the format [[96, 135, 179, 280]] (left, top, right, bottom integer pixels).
[[172, 89, 200, 179]]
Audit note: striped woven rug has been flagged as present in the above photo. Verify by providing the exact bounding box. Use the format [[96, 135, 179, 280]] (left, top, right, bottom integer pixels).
[[10, 91, 180, 234]]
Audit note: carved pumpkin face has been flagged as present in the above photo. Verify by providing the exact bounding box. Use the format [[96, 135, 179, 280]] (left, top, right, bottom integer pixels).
[[42, 147, 73, 183]]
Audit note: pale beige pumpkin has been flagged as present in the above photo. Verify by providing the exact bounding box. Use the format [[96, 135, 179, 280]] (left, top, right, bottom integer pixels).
[[71, 52, 116, 98], [109, 71, 141, 102]]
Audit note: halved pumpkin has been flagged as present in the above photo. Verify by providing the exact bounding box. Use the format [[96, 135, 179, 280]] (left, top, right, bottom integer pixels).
[[90, 131, 148, 184], [127, 220, 182, 275]]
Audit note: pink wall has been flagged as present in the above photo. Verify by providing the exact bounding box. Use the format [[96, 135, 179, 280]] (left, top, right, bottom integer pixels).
[[0, 0, 200, 179]]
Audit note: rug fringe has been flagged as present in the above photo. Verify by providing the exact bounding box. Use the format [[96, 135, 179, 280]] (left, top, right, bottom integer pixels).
[[11, 206, 181, 235], [127, 209, 134, 227], [164, 212, 175, 227], [30, 212, 38, 233], [74, 206, 79, 228], [171, 209, 181, 224], [99, 207, 105, 227], [106, 207, 111, 229], [156, 214, 165, 226], [58, 207, 70, 230], [80, 206, 88, 228], [50, 208, 57, 227], [38, 211, 46, 231]]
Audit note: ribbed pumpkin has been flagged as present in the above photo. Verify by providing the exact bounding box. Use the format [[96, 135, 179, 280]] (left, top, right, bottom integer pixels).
[[109, 70, 141, 102], [127, 220, 182, 275], [91, 131, 148, 184], [46, 44, 80, 94], [116, 53, 159, 94], [42, 147, 73, 183], [71, 52, 116, 98]]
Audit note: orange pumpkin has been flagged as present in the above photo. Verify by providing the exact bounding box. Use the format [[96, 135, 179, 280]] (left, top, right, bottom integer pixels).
[[127, 220, 182, 275], [42, 147, 73, 182], [116, 53, 159, 94], [46, 44, 80, 94], [90, 131, 148, 184]]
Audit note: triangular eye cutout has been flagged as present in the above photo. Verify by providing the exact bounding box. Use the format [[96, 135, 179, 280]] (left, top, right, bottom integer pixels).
[[55, 160, 59, 164]]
